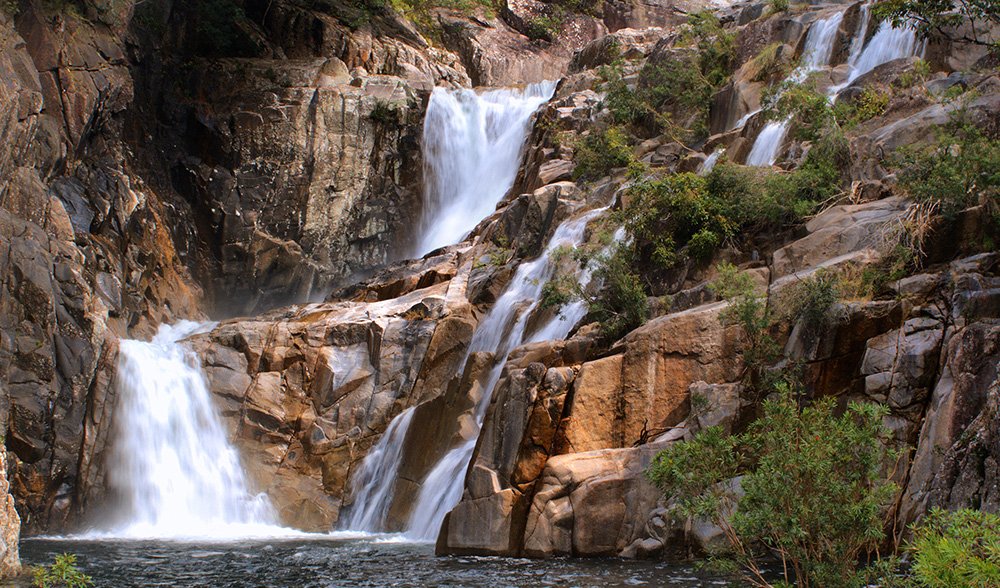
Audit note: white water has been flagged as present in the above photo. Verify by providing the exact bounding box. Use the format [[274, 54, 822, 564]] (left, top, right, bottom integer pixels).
[[844, 19, 918, 85], [699, 149, 725, 175], [338, 408, 416, 532], [404, 207, 606, 541], [92, 321, 294, 541], [745, 10, 844, 166], [414, 82, 557, 256]]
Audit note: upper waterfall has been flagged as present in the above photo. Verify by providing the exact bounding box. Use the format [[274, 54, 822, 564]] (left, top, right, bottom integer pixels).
[[414, 82, 557, 257], [745, 10, 844, 167], [93, 322, 292, 540]]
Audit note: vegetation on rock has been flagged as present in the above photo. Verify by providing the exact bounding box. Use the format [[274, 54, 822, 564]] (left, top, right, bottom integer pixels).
[[909, 508, 1000, 587], [648, 386, 896, 588], [32, 554, 93, 588]]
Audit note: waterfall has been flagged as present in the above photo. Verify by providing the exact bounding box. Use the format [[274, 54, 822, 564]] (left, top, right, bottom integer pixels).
[[337, 408, 415, 532], [404, 207, 604, 540], [699, 149, 724, 175], [414, 82, 557, 257], [746, 120, 791, 166], [844, 20, 918, 85], [745, 10, 845, 166], [845, 3, 871, 66], [94, 321, 289, 540]]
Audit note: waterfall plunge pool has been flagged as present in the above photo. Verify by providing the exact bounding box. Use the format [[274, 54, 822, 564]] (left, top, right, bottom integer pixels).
[[20, 536, 731, 587]]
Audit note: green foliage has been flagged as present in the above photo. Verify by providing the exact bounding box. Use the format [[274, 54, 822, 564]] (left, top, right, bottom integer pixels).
[[573, 126, 635, 180], [524, 16, 559, 41], [772, 82, 835, 142], [909, 508, 1000, 588], [779, 269, 842, 331], [850, 86, 891, 124], [896, 58, 932, 88], [892, 115, 1000, 219], [768, 0, 790, 13], [601, 11, 733, 141], [747, 42, 789, 82], [648, 388, 897, 588], [710, 263, 780, 384], [32, 553, 93, 588], [618, 151, 839, 273], [369, 100, 402, 125], [587, 244, 649, 340], [0, 0, 18, 17], [872, 0, 1000, 51], [192, 0, 260, 57]]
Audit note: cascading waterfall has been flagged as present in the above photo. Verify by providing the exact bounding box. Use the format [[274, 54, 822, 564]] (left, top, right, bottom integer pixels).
[[843, 19, 919, 85], [699, 149, 725, 175], [414, 82, 556, 257], [338, 408, 416, 532], [95, 321, 288, 540], [746, 11, 844, 167], [404, 207, 606, 540]]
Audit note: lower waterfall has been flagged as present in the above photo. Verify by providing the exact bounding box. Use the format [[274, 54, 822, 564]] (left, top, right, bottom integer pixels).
[[405, 207, 606, 540], [341, 206, 608, 539], [93, 321, 292, 540]]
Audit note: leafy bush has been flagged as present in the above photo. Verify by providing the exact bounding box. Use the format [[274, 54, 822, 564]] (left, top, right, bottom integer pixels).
[[746, 42, 788, 82], [768, 0, 789, 14], [0, 0, 18, 16], [601, 11, 733, 140], [710, 263, 780, 385], [587, 244, 649, 340], [909, 508, 1000, 588], [192, 0, 260, 57], [772, 82, 836, 142], [893, 116, 1000, 220], [573, 126, 635, 180], [32, 553, 93, 588], [779, 269, 842, 332], [648, 388, 897, 588]]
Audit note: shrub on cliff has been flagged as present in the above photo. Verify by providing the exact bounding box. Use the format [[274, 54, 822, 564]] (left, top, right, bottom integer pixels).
[[573, 126, 635, 180], [908, 508, 1000, 587], [648, 386, 897, 588], [585, 244, 649, 340], [893, 115, 1000, 221]]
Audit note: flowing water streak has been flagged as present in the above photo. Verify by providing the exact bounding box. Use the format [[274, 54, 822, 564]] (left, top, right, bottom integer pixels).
[[415, 82, 557, 256], [404, 208, 606, 540], [699, 149, 725, 175], [745, 10, 845, 166], [94, 321, 291, 541], [338, 408, 416, 532], [844, 19, 918, 85]]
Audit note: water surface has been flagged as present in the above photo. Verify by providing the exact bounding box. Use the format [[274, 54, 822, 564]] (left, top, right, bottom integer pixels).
[[21, 537, 732, 587]]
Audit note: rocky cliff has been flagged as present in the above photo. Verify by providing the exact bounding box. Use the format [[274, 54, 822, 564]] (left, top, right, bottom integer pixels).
[[0, 0, 997, 572]]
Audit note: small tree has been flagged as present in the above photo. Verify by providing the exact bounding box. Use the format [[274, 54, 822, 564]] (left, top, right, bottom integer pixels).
[[909, 508, 1000, 587], [648, 387, 897, 587], [872, 0, 1000, 50], [32, 553, 93, 588]]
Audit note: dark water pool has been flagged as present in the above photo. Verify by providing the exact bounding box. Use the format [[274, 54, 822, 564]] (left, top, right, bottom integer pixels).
[[20, 536, 733, 587]]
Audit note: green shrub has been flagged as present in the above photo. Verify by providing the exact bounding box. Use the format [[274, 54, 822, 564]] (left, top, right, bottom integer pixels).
[[0, 0, 19, 16], [772, 82, 836, 142], [768, 0, 789, 14], [573, 126, 635, 180], [746, 42, 788, 82], [779, 269, 841, 330], [909, 508, 1000, 588], [600, 11, 733, 140], [524, 13, 563, 41], [710, 263, 780, 384], [587, 244, 649, 340], [893, 116, 1000, 220], [648, 387, 897, 588], [32, 553, 93, 588], [192, 0, 260, 57]]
